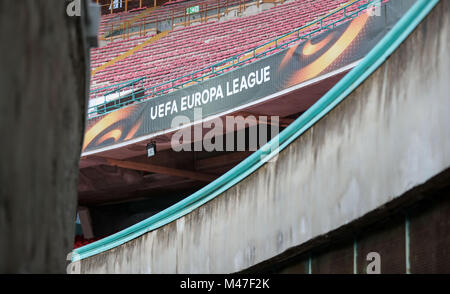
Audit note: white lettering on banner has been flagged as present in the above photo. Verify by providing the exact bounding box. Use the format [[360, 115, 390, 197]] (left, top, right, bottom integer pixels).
[[149, 66, 271, 120]]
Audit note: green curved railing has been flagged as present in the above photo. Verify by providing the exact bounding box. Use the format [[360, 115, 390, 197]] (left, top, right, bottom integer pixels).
[[73, 0, 439, 262], [88, 0, 380, 118]]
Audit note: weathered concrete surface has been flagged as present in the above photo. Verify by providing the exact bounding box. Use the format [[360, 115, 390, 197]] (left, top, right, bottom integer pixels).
[[0, 1, 88, 273], [79, 1, 450, 273]]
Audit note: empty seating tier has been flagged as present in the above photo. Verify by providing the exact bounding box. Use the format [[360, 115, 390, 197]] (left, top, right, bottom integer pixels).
[[90, 0, 370, 102]]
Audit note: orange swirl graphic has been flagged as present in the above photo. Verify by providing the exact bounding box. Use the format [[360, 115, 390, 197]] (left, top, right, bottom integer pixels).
[[279, 42, 300, 72], [124, 119, 143, 141], [302, 34, 334, 56], [96, 129, 123, 145], [288, 13, 370, 87], [82, 107, 134, 151]]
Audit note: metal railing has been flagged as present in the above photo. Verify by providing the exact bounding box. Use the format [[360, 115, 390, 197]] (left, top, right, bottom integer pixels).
[[89, 77, 145, 117], [88, 0, 380, 119], [96, 0, 154, 15], [103, 0, 257, 41]]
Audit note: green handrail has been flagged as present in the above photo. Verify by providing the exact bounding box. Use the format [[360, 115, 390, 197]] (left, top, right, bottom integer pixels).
[[73, 0, 439, 262], [87, 0, 379, 118], [89, 77, 146, 116]]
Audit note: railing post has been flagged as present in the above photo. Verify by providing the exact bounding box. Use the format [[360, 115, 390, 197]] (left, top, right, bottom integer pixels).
[[110, 0, 113, 14], [172, 9, 174, 30], [217, 0, 220, 21], [125, 0, 128, 12], [142, 19, 145, 36]]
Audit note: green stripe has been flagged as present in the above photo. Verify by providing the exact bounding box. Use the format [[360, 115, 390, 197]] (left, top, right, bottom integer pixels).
[[308, 256, 312, 274], [353, 239, 358, 274], [73, 0, 440, 262], [405, 215, 411, 274]]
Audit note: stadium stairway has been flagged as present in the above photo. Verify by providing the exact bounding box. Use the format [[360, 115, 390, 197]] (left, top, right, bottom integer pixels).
[[72, 0, 449, 273]]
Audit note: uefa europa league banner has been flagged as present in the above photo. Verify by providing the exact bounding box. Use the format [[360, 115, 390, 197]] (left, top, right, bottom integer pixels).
[[83, 0, 415, 153]]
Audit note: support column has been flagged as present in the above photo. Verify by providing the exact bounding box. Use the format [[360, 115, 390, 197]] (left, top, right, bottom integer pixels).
[[78, 207, 95, 240]]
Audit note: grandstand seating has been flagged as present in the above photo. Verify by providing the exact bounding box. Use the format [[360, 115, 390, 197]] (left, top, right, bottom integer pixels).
[[91, 35, 152, 70], [91, 0, 357, 95], [98, 0, 252, 38]]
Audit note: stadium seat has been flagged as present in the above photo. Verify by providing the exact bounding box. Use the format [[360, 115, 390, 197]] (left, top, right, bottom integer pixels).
[[90, 0, 358, 101]]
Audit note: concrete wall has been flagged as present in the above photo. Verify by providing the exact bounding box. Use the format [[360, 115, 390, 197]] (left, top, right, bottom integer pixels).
[[0, 1, 88, 273], [79, 1, 449, 273]]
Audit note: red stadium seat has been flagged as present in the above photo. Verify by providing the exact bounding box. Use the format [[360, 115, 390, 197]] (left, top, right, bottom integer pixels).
[[90, 0, 354, 100]]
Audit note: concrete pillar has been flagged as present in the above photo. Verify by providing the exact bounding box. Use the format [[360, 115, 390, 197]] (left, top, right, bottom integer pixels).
[[0, 0, 89, 273]]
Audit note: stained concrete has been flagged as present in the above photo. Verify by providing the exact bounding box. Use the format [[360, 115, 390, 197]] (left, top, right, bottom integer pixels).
[[79, 1, 449, 273], [0, 1, 88, 273]]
